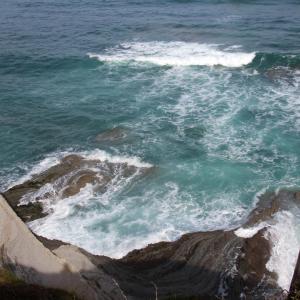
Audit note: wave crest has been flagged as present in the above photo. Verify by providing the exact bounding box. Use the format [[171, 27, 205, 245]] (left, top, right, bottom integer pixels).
[[88, 41, 255, 68]]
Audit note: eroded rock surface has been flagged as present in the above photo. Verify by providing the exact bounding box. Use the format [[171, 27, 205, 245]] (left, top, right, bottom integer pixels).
[[3, 154, 152, 222]]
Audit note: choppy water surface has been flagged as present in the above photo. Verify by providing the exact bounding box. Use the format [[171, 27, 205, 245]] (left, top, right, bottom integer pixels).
[[1, 0, 300, 283]]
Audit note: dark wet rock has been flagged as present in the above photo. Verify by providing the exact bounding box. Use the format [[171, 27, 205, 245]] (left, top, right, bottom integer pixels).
[[3, 154, 152, 222], [104, 229, 278, 300], [243, 192, 281, 227], [244, 190, 300, 228], [289, 251, 300, 299], [61, 170, 98, 198], [234, 228, 278, 297], [115, 230, 239, 299], [13, 202, 47, 223], [61, 154, 83, 166], [95, 127, 128, 143]]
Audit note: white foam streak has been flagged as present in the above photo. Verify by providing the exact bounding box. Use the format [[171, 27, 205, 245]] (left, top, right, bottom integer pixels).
[[234, 223, 268, 239], [9, 156, 60, 189], [265, 211, 300, 291], [10, 149, 152, 188], [88, 41, 255, 68], [80, 149, 152, 168], [235, 209, 300, 291]]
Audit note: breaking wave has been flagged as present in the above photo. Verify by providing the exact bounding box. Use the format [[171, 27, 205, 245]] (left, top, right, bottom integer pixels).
[[88, 41, 256, 67]]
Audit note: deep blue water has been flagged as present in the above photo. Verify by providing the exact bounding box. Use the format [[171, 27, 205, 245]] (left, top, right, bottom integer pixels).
[[0, 0, 300, 258]]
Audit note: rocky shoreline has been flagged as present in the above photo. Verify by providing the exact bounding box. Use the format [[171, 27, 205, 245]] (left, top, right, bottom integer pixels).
[[1, 154, 300, 299], [3, 153, 153, 223]]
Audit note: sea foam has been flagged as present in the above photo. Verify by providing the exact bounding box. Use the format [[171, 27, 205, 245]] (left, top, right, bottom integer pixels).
[[88, 41, 255, 68], [10, 148, 152, 189], [235, 209, 300, 291], [265, 211, 300, 291]]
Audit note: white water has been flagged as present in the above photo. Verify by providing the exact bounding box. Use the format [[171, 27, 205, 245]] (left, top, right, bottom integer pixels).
[[234, 222, 269, 239], [235, 209, 300, 291], [11, 148, 152, 190], [80, 149, 152, 168], [28, 176, 248, 258], [4, 51, 300, 286], [88, 41, 255, 67], [265, 211, 300, 291], [17, 148, 249, 258]]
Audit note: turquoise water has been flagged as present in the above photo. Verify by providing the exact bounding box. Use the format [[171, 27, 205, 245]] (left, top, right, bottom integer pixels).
[[1, 0, 300, 258]]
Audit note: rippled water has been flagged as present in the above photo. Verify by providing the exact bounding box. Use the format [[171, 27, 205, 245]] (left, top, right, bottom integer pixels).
[[1, 0, 300, 266]]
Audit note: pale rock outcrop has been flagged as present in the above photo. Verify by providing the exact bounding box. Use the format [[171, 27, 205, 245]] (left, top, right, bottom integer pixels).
[[0, 195, 124, 300]]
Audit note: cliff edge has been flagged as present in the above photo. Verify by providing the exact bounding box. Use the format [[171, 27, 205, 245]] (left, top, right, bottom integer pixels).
[[0, 195, 125, 300]]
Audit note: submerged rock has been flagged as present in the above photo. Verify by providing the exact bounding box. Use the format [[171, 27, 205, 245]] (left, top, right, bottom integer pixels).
[[95, 127, 128, 143], [264, 67, 296, 85], [3, 153, 152, 222]]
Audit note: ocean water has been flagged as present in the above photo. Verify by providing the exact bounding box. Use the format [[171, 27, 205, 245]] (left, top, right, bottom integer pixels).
[[1, 0, 300, 285]]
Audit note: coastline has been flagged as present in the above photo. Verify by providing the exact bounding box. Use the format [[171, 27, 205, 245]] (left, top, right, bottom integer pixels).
[[1, 185, 300, 299], [1, 0, 300, 299]]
